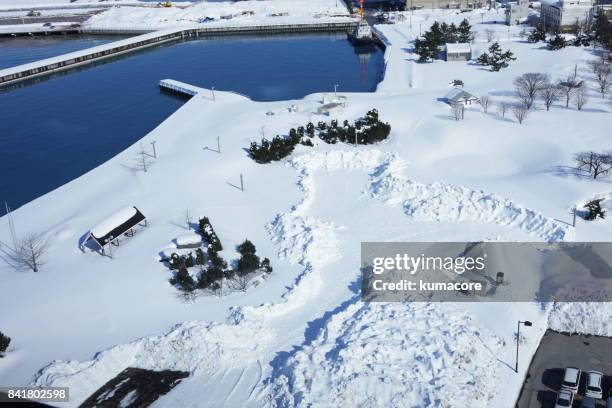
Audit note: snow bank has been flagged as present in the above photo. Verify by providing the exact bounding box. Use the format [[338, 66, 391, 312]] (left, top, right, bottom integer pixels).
[[367, 153, 572, 242], [269, 302, 502, 408], [548, 302, 612, 336], [34, 320, 274, 406]]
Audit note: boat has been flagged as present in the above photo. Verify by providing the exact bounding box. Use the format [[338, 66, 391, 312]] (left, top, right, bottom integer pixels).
[[348, 0, 375, 45]]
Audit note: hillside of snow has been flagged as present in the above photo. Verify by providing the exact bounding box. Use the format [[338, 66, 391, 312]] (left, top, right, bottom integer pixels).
[[1, 7, 611, 408]]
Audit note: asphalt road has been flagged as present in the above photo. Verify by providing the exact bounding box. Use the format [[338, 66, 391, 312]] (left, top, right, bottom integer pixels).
[[517, 330, 612, 408]]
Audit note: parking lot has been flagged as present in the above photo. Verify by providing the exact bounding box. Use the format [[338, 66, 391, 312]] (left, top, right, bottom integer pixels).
[[517, 330, 612, 408]]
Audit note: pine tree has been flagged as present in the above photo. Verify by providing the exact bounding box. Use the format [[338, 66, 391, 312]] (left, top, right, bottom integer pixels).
[[260, 257, 273, 274], [170, 265, 196, 292], [195, 248, 205, 266], [236, 239, 260, 276], [479, 42, 515, 71], [0, 331, 10, 356], [547, 34, 567, 50], [457, 18, 473, 43], [592, 10, 612, 50], [169, 253, 181, 270], [584, 199, 606, 221], [527, 23, 546, 43]]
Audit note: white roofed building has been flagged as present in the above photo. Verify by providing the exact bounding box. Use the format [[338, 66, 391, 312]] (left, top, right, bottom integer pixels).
[[445, 43, 472, 61], [443, 88, 479, 105], [541, 0, 594, 32]]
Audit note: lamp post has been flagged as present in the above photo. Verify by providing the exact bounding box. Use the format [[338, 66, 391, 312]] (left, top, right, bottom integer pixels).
[[334, 83, 339, 96], [515, 320, 532, 373]]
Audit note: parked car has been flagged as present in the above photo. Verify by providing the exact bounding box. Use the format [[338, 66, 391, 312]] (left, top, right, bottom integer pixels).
[[581, 396, 596, 408], [585, 371, 603, 399], [555, 390, 574, 408], [561, 367, 581, 393]]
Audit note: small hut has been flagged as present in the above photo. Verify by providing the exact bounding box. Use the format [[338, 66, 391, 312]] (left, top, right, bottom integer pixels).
[[443, 88, 479, 106], [445, 43, 472, 61], [81, 206, 147, 254]]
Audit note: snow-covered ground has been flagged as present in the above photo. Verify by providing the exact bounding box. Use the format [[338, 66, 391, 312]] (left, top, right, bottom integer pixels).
[[1, 6, 611, 408], [82, 0, 353, 31]]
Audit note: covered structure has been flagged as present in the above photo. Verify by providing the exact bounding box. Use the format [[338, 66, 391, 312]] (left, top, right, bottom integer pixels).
[[443, 88, 479, 105], [445, 43, 472, 61], [81, 206, 147, 254]]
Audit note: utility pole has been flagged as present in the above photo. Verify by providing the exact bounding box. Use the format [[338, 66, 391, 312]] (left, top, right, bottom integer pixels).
[[216, 136, 220, 153], [240, 174, 244, 191], [515, 320, 532, 373], [572, 206, 577, 227], [334, 83, 339, 96], [212, 86, 215, 101]]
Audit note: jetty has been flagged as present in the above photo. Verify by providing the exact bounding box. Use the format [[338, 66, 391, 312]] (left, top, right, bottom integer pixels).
[[0, 20, 358, 87], [159, 79, 203, 97]]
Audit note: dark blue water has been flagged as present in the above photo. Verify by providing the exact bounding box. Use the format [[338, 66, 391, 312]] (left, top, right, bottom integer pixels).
[[0, 33, 384, 209], [0, 35, 124, 69]]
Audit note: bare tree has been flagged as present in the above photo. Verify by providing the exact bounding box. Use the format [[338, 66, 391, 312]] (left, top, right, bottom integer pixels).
[[480, 95, 491, 113], [575, 152, 612, 179], [557, 69, 583, 107], [229, 274, 250, 292], [451, 103, 464, 121], [497, 101, 509, 117], [514, 73, 550, 110], [574, 86, 589, 110], [512, 104, 529, 124], [485, 28, 496, 43], [17, 233, 50, 272], [588, 58, 611, 98], [135, 143, 153, 173], [540, 83, 561, 111]]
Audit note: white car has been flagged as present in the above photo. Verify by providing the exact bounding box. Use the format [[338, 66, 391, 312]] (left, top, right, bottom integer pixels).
[[555, 390, 574, 408], [561, 367, 581, 393], [585, 371, 603, 399]]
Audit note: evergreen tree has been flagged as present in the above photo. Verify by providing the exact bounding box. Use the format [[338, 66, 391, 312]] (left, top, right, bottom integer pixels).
[[457, 18, 473, 43], [306, 122, 315, 137], [260, 257, 273, 274], [169, 253, 181, 270], [195, 248, 205, 266], [0, 331, 10, 356], [527, 23, 547, 43], [584, 199, 606, 221], [478, 42, 516, 71], [170, 265, 196, 292], [547, 34, 567, 50], [236, 239, 260, 275], [592, 11, 612, 50]]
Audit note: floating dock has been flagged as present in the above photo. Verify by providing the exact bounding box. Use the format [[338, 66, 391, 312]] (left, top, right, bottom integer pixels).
[[159, 79, 203, 97], [0, 20, 358, 86]]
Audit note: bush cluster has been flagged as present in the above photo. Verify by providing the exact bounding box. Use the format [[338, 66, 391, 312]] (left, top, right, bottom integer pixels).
[[248, 109, 391, 164], [168, 218, 272, 294], [0, 331, 10, 356]]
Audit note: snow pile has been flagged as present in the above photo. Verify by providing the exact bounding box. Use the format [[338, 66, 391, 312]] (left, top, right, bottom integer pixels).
[[269, 302, 502, 408], [548, 302, 612, 336], [84, 0, 352, 30], [367, 154, 572, 242], [33, 319, 274, 406]]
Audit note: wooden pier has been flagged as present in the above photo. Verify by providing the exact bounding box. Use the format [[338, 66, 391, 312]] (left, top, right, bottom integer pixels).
[[0, 20, 358, 87], [159, 79, 203, 97]]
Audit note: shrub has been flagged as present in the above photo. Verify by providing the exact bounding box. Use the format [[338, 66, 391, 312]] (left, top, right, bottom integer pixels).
[[170, 265, 196, 292], [583, 199, 606, 221], [0, 332, 10, 356]]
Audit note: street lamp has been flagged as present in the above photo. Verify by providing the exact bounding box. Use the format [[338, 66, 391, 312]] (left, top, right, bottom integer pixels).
[[515, 320, 532, 373], [334, 83, 339, 96]]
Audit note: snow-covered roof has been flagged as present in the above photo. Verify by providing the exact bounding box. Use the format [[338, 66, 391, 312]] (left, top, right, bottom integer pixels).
[[444, 88, 478, 102], [175, 233, 203, 247], [91, 206, 139, 239], [445, 43, 471, 54]]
